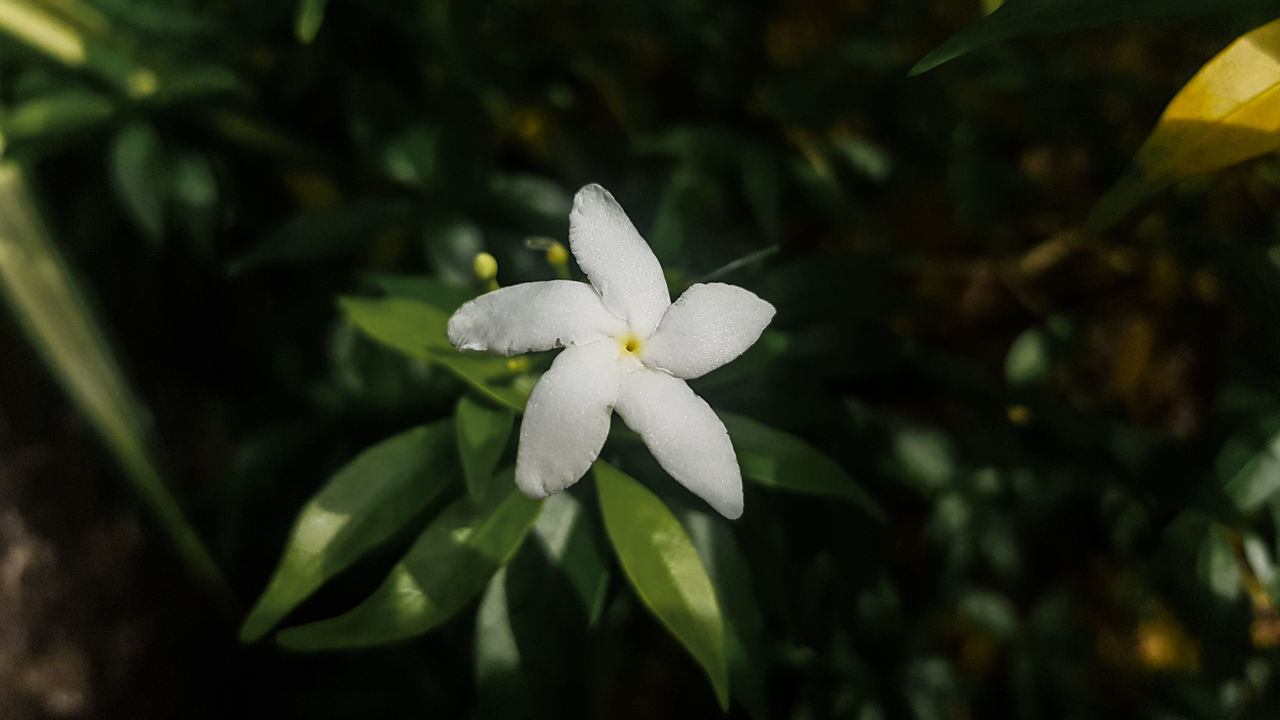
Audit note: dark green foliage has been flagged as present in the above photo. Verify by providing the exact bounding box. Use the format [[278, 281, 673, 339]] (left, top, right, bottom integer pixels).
[[3, 0, 1280, 718]]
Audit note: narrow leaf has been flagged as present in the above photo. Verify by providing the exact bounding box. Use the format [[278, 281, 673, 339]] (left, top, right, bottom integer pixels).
[[595, 461, 730, 710], [338, 295, 529, 413], [0, 161, 231, 609], [294, 0, 327, 43], [1243, 532, 1280, 603], [1197, 525, 1241, 601], [0, 89, 115, 149], [240, 421, 458, 642], [719, 412, 885, 521], [911, 0, 1259, 75], [0, 0, 154, 94], [456, 395, 514, 502], [110, 122, 166, 243], [275, 483, 542, 650], [1089, 18, 1280, 229]]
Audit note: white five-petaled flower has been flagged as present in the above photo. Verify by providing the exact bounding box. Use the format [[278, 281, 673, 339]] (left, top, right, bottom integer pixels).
[[446, 184, 775, 519]]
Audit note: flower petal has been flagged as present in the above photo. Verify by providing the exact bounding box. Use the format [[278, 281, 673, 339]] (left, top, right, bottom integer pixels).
[[448, 280, 626, 356], [569, 184, 671, 337], [614, 369, 743, 519], [642, 283, 776, 379], [515, 340, 623, 498]]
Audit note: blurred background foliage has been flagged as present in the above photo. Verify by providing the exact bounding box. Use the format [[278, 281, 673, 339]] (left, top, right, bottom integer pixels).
[[4, 0, 1280, 718]]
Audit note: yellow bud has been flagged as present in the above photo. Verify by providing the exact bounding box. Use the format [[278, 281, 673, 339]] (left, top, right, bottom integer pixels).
[[546, 242, 568, 267], [473, 252, 498, 281], [545, 241, 570, 279]]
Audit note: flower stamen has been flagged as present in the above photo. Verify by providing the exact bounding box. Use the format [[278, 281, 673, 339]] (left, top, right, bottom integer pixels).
[[619, 333, 643, 355]]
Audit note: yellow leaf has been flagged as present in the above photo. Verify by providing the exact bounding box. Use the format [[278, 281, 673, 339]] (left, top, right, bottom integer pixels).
[[1089, 17, 1280, 229]]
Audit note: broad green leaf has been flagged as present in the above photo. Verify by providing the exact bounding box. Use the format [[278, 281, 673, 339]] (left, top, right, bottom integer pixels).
[[473, 567, 530, 715], [910, 0, 1259, 75], [110, 122, 166, 243], [0, 161, 231, 608], [1089, 18, 1280, 229], [339, 296, 530, 413], [294, 0, 327, 43], [595, 461, 729, 710], [719, 412, 885, 521], [1217, 414, 1280, 511], [0, 90, 115, 150], [456, 395, 514, 502], [474, 525, 599, 719], [682, 510, 769, 720], [339, 295, 450, 358], [532, 491, 610, 625], [275, 484, 542, 650], [240, 421, 459, 642], [228, 197, 412, 274]]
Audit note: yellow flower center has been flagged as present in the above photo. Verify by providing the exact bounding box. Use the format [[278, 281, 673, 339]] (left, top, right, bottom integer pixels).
[[619, 333, 643, 356]]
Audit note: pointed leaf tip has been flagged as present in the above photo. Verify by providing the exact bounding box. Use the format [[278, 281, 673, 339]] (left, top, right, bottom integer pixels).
[[240, 421, 458, 643], [1088, 17, 1280, 228], [274, 487, 541, 651], [595, 461, 730, 710]]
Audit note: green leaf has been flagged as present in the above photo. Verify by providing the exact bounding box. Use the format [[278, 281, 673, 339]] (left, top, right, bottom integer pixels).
[[719, 412, 884, 521], [594, 461, 729, 710], [958, 589, 1020, 639], [473, 567, 530, 715], [240, 421, 459, 642], [227, 197, 412, 274], [0, 0, 154, 95], [1197, 525, 1241, 601], [275, 483, 542, 650], [1005, 326, 1051, 386], [473, 522, 600, 719], [110, 122, 166, 243], [1217, 414, 1280, 511], [456, 395, 514, 503], [532, 491, 610, 625], [910, 0, 1259, 75], [339, 295, 450, 358], [338, 296, 530, 413], [0, 90, 115, 149], [0, 161, 231, 610], [1243, 533, 1280, 603], [886, 421, 956, 495], [682, 510, 769, 720], [1088, 18, 1280, 229], [294, 0, 327, 43]]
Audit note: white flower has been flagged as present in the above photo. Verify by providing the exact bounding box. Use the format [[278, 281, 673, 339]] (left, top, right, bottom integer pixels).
[[447, 184, 775, 519]]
